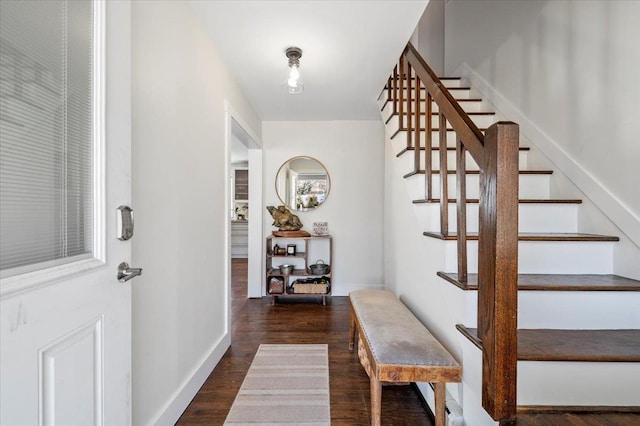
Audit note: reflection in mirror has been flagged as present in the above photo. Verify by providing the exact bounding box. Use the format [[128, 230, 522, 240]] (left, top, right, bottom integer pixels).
[[275, 156, 330, 212]]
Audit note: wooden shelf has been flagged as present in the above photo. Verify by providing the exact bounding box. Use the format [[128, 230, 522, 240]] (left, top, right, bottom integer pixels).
[[266, 252, 306, 259], [266, 268, 309, 277], [266, 235, 332, 305]]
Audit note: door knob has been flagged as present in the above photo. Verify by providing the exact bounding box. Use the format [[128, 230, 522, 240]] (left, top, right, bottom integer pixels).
[[117, 262, 143, 282]]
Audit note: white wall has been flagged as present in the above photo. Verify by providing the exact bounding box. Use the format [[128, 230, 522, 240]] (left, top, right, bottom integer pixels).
[[444, 0, 640, 247], [131, 2, 260, 424], [412, 0, 445, 75], [262, 121, 385, 296]]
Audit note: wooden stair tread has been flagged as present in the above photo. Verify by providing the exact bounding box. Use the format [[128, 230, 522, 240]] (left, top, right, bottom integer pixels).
[[403, 169, 552, 178], [387, 76, 461, 82], [382, 95, 483, 103], [385, 83, 468, 88], [390, 126, 488, 140], [383, 86, 472, 92], [380, 88, 473, 103], [386, 109, 482, 118], [413, 198, 582, 204], [456, 325, 640, 362], [394, 126, 487, 133], [385, 110, 490, 127], [437, 272, 640, 291], [396, 146, 528, 157], [423, 232, 620, 242], [380, 96, 489, 116]]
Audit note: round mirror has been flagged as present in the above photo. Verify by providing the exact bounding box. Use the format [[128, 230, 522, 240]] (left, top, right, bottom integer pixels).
[[275, 156, 330, 212]]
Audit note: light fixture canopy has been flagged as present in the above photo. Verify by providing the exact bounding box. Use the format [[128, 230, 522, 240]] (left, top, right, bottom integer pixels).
[[285, 46, 304, 94]]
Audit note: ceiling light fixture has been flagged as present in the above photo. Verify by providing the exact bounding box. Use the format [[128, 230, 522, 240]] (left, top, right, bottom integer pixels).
[[285, 46, 304, 94]]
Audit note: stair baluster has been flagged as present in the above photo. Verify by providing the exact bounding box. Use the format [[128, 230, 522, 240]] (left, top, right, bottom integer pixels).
[[439, 113, 449, 237], [425, 92, 433, 201], [456, 138, 468, 284], [398, 56, 405, 131], [407, 64, 413, 151], [414, 76, 421, 172], [392, 65, 398, 117]]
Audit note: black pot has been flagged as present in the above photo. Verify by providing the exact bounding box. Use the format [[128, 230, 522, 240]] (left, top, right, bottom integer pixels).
[[309, 260, 330, 275]]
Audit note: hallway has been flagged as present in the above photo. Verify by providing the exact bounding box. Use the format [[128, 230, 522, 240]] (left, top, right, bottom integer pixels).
[[175, 259, 640, 425], [176, 259, 433, 425]]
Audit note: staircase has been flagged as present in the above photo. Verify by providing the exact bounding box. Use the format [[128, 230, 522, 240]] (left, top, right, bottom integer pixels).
[[379, 44, 640, 424]]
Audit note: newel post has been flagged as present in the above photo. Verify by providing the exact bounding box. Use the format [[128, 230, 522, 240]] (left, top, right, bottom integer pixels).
[[478, 122, 519, 421]]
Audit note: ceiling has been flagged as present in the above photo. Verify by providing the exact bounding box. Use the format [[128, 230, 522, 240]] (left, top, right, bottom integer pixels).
[[188, 1, 428, 121]]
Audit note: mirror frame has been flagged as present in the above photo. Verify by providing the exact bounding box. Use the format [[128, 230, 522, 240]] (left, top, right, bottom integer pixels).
[[275, 156, 331, 212]]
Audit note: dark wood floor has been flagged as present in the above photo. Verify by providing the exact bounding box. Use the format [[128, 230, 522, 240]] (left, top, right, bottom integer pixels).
[[177, 259, 432, 425], [515, 411, 640, 426], [177, 259, 640, 425]]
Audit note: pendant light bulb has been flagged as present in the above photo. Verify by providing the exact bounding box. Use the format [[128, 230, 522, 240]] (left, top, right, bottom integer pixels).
[[289, 64, 299, 81], [284, 47, 304, 94]]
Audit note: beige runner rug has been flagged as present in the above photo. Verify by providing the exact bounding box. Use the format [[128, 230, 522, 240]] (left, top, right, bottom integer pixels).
[[224, 344, 330, 425]]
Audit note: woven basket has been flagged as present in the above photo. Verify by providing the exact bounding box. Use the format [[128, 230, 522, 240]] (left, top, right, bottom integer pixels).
[[293, 283, 328, 294]]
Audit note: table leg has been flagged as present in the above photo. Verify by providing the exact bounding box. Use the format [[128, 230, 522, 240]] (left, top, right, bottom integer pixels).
[[370, 375, 382, 426], [434, 382, 446, 426], [348, 308, 356, 351]]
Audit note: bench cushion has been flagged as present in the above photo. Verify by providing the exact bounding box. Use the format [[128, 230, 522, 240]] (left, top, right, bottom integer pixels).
[[350, 289, 460, 370]]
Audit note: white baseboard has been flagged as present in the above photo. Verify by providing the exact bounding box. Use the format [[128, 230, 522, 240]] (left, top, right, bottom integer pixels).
[[152, 332, 231, 426], [457, 63, 640, 249]]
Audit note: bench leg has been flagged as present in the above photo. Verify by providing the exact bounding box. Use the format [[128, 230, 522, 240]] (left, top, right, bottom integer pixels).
[[348, 308, 356, 351], [434, 382, 446, 426], [370, 376, 382, 426]]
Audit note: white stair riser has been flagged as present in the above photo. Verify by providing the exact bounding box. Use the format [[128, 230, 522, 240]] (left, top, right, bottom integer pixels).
[[383, 78, 468, 92], [405, 173, 551, 199], [464, 291, 640, 329], [518, 362, 640, 406], [416, 203, 578, 234], [463, 339, 640, 407], [385, 112, 499, 130], [380, 97, 493, 115], [395, 148, 529, 171], [441, 79, 465, 88], [388, 87, 474, 100], [385, 77, 469, 87], [443, 240, 614, 274], [431, 150, 528, 170], [390, 127, 486, 149], [381, 79, 466, 99], [520, 291, 640, 328]]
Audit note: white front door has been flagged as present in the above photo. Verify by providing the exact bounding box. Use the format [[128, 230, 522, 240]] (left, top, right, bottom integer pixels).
[[0, 2, 133, 425]]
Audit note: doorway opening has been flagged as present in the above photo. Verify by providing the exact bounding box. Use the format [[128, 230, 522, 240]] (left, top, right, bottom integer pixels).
[[225, 103, 262, 335]]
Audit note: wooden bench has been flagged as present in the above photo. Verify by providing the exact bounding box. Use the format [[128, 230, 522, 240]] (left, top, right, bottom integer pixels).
[[349, 289, 462, 426]]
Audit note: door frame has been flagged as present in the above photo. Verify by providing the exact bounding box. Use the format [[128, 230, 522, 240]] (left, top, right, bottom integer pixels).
[[224, 101, 262, 326]]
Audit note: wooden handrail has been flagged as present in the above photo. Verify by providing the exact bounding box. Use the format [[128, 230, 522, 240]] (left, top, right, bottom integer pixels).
[[390, 42, 520, 422], [404, 44, 485, 162]]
